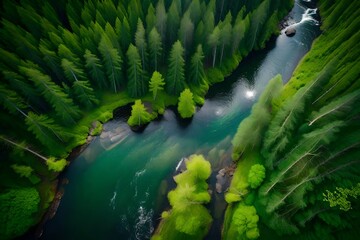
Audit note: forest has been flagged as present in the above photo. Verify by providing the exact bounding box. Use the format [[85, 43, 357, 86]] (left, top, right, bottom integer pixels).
[[226, 0, 360, 239], [0, 0, 358, 239]]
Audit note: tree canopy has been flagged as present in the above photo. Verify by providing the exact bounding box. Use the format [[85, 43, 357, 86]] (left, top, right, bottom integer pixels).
[[177, 89, 196, 118], [127, 100, 152, 127]]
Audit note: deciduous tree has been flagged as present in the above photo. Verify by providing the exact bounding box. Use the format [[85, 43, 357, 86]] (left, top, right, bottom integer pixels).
[[178, 89, 195, 118]]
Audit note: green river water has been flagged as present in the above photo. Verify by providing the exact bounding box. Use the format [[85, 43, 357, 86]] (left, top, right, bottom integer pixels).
[[41, 1, 320, 239]]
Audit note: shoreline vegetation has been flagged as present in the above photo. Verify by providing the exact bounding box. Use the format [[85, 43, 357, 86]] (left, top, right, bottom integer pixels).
[[224, 0, 360, 239], [1, 0, 293, 239]]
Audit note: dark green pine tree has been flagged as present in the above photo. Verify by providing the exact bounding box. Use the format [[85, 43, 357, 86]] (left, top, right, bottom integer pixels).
[[61, 59, 98, 109], [135, 19, 148, 73], [98, 34, 123, 93], [178, 11, 194, 54], [145, 3, 156, 35], [126, 44, 147, 98], [19, 64, 81, 124], [219, 12, 232, 64], [84, 49, 107, 89], [25, 112, 70, 150], [166, 40, 186, 95], [167, 1, 181, 45], [148, 27, 163, 71], [189, 45, 205, 86]]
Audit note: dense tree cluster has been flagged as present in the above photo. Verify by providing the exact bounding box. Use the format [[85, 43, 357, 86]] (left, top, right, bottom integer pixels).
[[0, 188, 40, 239], [226, 0, 360, 239], [0, 0, 293, 239], [152, 155, 212, 239], [0, 0, 292, 161]]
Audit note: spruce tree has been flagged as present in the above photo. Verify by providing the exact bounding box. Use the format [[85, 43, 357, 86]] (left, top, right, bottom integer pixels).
[[189, 45, 205, 86], [166, 41, 186, 95], [148, 27, 163, 71], [149, 71, 165, 100], [126, 44, 147, 98], [98, 35, 123, 93]]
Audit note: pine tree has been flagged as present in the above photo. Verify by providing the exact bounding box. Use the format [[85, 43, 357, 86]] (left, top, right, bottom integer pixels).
[[219, 12, 232, 64], [155, 0, 167, 41], [135, 19, 148, 72], [19, 65, 80, 124], [166, 41, 186, 95], [98, 35, 123, 93], [149, 71, 165, 100], [84, 49, 107, 89], [145, 3, 156, 34], [178, 11, 194, 53], [208, 26, 220, 67], [127, 99, 151, 127], [126, 44, 147, 98], [189, 45, 205, 86], [61, 58, 98, 108], [148, 27, 163, 71], [178, 88, 196, 118], [167, 1, 181, 44], [25, 112, 70, 149]]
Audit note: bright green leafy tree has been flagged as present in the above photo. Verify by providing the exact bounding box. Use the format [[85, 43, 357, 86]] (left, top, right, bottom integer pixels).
[[0, 188, 40, 240], [248, 164, 266, 189], [127, 100, 151, 127], [149, 71, 165, 100], [323, 183, 360, 211], [178, 89, 196, 118]]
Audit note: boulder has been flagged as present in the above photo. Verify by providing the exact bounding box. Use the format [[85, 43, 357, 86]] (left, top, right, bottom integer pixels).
[[285, 27, 296, 37]]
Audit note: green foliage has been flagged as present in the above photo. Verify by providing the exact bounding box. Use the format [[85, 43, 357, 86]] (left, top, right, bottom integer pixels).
[[11, 164, 33, 178], [247, 164, 265, 189], [98, 34, 123, 93], [177, 89, 196, 118], [19, 66, 81, 125], [225, 192, 242, 203], [166, 41, 186, 95], [232, 75, 283, 160], [148, 27, 162, 71], [0, 188, 40, 240], [149, 71, 165, 100], [323, 183, 360, 211], [135, 19, 147, 71], [0, 1, 295, 238], [232, 204, 260, 239], [11, 164, 40, 184], [126, 44, 147, 98], [127, 100, 152, 127], [84, 49, 107, 89], [155, 154, 212, 239], [46, 157, 68, 172], [189, 45, 205, 86], [91, 121, 103, 136]]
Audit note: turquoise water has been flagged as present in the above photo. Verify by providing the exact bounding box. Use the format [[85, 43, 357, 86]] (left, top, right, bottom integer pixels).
[[41, 1, 320, 239]]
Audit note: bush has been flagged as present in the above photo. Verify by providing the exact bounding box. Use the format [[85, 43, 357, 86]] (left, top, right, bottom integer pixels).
[[46, 157, 68, 172], [0, 188, 40, 240], [247, 164, 266, 189], [91, 121, 103, 136]]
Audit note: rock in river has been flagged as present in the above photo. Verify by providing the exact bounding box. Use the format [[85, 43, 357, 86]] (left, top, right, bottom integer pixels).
[[285, 27, 296, 37]]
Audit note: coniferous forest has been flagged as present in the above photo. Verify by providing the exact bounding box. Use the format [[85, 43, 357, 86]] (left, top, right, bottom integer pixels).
[[0, 0, 359, 239]]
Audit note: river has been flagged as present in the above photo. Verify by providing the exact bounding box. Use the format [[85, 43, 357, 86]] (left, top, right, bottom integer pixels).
[[41, 1, 320, 239]]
